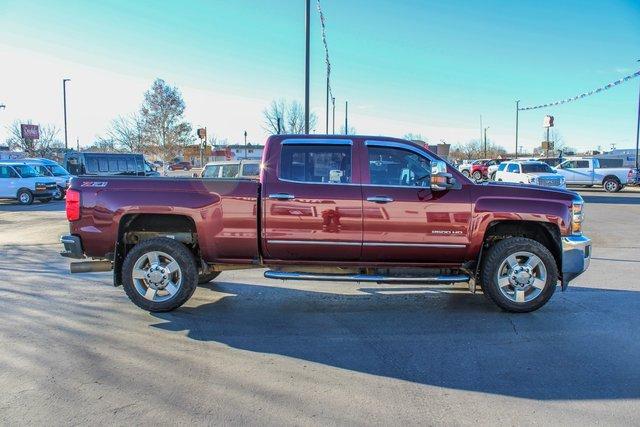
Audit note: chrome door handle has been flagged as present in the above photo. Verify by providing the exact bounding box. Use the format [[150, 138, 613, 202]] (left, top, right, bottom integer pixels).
[[269, 193, 295, 200], [367, 196, 393, 203]]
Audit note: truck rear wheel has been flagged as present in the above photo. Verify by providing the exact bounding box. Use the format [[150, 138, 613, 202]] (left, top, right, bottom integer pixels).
[[122, 237, 198, 312], [198, 271, 221, 284], [480, 237, 558, 313], [603, 177, 621, 193]]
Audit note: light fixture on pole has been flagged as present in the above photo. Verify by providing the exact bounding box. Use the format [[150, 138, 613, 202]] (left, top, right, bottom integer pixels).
[[63, 78, 71, 150]]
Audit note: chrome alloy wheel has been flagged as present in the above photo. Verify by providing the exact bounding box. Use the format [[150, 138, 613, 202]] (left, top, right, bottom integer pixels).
[[496, 251, 547, 303], [132, 251, 182, 302]]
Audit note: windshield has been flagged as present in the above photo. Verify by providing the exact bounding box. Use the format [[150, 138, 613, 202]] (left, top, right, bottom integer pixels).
[[48, 164, 70, 176], [13, 164, 40, 178], [522, 163, 554, 174]]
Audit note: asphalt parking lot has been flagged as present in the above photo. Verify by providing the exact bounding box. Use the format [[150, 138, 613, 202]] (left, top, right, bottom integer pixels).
[[1, 188, 639, 425]]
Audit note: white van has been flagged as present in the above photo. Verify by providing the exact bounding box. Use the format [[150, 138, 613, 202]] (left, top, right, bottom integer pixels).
[[4, 158, 71, 200], [0, 162, 57, 205], [201, 160, 260, 179]]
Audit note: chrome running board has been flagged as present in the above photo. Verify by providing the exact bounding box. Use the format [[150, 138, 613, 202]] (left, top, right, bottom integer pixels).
[[264, 270, 470, 284]]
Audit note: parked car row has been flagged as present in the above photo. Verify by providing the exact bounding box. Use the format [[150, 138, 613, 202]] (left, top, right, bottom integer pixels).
[[458, 156, 639, 192]]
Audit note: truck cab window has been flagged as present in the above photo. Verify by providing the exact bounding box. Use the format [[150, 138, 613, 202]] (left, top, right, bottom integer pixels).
[[367, 147, 430, 187], [280, 144, 352, 184]]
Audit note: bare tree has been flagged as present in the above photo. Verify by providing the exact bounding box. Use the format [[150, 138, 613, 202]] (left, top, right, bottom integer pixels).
[[140, 78, 193, 160], [87, 137, 120, 152], [105, 114, 147, 153], [450, 139, 507, 161], [4, 120, 62, 156], [404, 133, 428, 143], [340, 125, 357, 135], [262, 99, 317, 135]]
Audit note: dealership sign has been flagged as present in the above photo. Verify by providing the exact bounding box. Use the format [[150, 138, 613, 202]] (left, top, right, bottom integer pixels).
[[20, 124, 40, 139]]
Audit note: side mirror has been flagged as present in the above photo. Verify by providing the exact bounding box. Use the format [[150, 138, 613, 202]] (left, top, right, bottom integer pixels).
[[430, 160, 455, 191]]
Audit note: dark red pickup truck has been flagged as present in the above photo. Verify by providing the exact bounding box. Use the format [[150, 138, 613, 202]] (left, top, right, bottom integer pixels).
[[61, 135, 591, 313]]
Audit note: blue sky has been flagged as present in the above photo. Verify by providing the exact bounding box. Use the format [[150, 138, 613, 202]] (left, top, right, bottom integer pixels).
[[0, 0, 639, 152]]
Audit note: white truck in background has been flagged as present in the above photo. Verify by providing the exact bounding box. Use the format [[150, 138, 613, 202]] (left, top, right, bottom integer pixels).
[[555, 158, 639, 192]]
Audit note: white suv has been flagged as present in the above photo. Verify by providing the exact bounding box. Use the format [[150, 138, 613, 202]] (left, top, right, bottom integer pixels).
[[0, 163, 57, 205], [494, 161, 566, 189]]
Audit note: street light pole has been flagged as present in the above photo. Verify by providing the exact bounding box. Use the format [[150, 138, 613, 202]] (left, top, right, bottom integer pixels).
[[515, 100, 520, 159], [331, 97, 336, 134], [635, 61, 640, 170], [244, 130, 248, 159], [484, 127, 489, 158], [63, 78, 71, 150], [304, 0, 310, 134], [344, 100, 348, 135]]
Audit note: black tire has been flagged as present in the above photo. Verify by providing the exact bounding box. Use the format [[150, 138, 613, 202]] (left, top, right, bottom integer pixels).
[[480, 237, 558, 313], [490, 172, 496, 181], [472, 171, 483, 181], [462, 170, 470, 177], [122, 237, 198, 312], [17, 189, 33, 205], [603, 177, 621, 193], [39, 198, 52, 204], [198, 271, 221, 284]]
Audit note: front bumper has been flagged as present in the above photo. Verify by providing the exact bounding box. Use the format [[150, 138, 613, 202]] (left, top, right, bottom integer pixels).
[[561, 234, 591, 289], [60, 235, 85, 259]]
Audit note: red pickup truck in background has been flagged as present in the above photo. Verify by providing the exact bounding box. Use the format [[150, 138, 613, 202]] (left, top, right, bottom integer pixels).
[[60, 135, 591, 313]]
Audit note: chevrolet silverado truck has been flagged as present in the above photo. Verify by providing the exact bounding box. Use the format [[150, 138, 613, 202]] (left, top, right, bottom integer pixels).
[[60, 135, 591, 313]]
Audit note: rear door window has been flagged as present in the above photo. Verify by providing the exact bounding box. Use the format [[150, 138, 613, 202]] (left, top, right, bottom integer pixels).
[[280, 143, 352, 184]]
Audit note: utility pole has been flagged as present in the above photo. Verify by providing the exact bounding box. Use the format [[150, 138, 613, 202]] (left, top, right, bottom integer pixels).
[[344, 101, 348, 135], [244, 130, 248, 159], [277, 117, 281, 134], [484, 127, 489, 158], [515, 100, 520, 159], [63, 78, 71, 150], [635, 60, 640, 170], [304, 0, 311, 134], [325, 71, 329, 134], [332, 97, 336, 134]]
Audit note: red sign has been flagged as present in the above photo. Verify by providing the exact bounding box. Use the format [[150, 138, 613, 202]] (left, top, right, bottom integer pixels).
[[21, 124, 40, 139]]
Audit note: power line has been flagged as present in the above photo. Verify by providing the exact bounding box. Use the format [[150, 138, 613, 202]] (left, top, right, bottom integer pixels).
[[519, 70, 640, 111]]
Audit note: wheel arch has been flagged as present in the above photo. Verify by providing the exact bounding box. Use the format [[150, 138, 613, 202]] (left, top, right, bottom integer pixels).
[[475, 220, 562, 281], [114, 213, 199, 287]]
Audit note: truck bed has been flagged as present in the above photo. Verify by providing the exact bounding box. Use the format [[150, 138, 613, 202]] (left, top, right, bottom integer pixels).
[[68, 176, 260, 262]]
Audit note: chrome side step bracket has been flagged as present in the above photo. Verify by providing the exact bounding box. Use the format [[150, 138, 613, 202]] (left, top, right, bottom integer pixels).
[[263, 270, 470, 284]]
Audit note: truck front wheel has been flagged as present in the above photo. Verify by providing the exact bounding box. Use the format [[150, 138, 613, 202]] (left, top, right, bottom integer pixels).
[[122, 237, 198, 312], [480, 237, 558, 313]]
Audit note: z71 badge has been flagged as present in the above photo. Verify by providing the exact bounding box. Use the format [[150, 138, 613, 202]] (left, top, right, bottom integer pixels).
[[80, 181, 108, 188]]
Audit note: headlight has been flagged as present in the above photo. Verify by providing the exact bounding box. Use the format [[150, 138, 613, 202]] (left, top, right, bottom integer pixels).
[[571, 201, 584, 234]]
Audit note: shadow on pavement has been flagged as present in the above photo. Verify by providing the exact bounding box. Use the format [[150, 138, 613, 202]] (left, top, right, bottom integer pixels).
[[581, 195, 640, 205], [0, 200, 65, 212], [151, 281, 640, 401]]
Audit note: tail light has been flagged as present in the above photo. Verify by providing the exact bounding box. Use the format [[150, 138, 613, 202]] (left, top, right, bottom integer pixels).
[[66, 189, 81, 221]]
